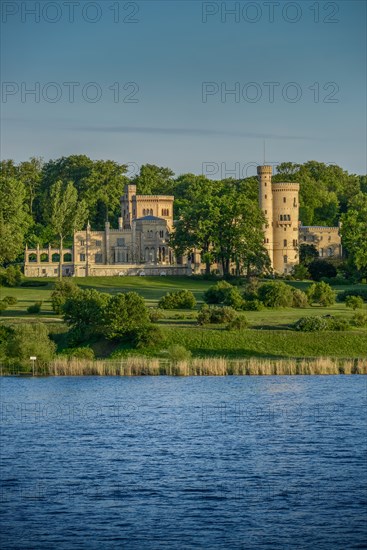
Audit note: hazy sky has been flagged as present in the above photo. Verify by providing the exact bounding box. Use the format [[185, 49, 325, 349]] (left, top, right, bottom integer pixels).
[[1, 0, 366, 176]]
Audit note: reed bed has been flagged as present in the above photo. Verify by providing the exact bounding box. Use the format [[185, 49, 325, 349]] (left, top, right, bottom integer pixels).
[[9, 356, 366, 376]]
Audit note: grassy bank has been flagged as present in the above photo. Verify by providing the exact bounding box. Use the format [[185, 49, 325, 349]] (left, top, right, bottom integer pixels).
[[2, 356, 366, 376]]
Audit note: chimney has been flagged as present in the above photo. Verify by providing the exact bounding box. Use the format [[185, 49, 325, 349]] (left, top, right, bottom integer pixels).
[[118, 217, 123, 230]]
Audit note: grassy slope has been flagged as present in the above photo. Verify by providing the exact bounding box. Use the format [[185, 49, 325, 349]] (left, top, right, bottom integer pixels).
[[1, 277, 366, 359]]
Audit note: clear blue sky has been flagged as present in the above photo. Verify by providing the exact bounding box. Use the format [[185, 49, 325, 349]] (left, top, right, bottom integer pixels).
[[1, 0, 366, 176]]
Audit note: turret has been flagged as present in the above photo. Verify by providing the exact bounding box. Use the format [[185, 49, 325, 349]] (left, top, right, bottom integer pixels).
[[257, 165, 274, 267]]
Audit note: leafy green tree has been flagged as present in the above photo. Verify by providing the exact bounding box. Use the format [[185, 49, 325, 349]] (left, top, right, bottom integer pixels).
[[103, 292, 150, 340], [299, 244, 319, 265], [51, 280, 80, 313], [63, 289, 109, 342], [307, 281, 336, 306], [308, 260, 337, 281], [7, 323, 56, 366], [0, 175, 30, 265], [19, 157, 43, 215], [45, 181, 87, 277], [133, 164, 175, 195], [171, 176, 220, 274], [215, 185, 267, 277], [341, 193, 367, 277]]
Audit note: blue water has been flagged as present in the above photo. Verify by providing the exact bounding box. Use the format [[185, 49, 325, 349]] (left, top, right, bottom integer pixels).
[[0, 376, 366, 549]]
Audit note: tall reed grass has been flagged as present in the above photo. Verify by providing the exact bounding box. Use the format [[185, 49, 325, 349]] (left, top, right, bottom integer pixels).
[[5, 356, 365, 376]]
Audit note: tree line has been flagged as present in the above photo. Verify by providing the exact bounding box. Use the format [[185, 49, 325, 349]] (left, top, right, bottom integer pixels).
[[0, 156, 366, 277]]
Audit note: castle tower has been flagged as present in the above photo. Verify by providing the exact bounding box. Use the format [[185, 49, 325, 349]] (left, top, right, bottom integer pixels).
[[272, 182, 300, 273], [257, 165, 274, 267]]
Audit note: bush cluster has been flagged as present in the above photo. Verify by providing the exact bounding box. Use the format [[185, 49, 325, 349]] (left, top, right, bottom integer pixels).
[[338, 289, 367, 303], [158, 290, 196, 310], [0, 266, 22, 287], [307, 281, 336, 306], [352, 311, 367, 327], [197, 305, 237, 325], [226, 316, 249, 331], [203, 280, 244, 310], [148, 308, 165, 322], [294, 316, 349, 332], [2, 296, 17, 306], [345, 295, 364, 310], [27, 301, 42, 314]]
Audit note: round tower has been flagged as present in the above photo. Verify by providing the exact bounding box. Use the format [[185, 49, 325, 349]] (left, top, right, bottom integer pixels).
[[257, 165, 274, 267], [272, 182, 300, 274]]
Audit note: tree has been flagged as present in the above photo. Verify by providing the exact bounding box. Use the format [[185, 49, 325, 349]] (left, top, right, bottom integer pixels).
[[308, 260, 337, 281], [103, 292, 150, 340], [307, 281, 336, 306], [63, 289, 109, 342], [171, 176, 220, 274], [19, 157, 43, 215], [345, 296, 364, 310], [0, 176, 30, 265], [45, 181, 87, 278], [299, 244, 319, 265], [133, 164, 175, 195], [341, 193, 367, 277], [51, 279, 80, 313], [7, 324, 56, 366], [214, 183, 268, 277]]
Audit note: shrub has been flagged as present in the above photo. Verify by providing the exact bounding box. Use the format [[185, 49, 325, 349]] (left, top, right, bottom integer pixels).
[[291, 264, 310, 280], [242, 299, 264, 311], [203, 281, 244, 310], [2, 296, 17, 306], [167, 344, 191, 363], [291, 289, 309, 308], [158, 290, 196, 310], [242, 279, 260, 301], [307, 281, 336, 306], [203, 280, 233, 304], [338, 289, 367, 303], [0, 301, 8, 314], [294, 316, 329, 332], [351, 311, 367, 327], [345, 296, 364, 310], [7, 323, 56, 366], [308, 260, 337, 282], [0, 266, 22, 287], [327, 317, 350, 331], [197, 305, 237, 325], [134, 325, 165, 349], [27, 301, 42, 314], [258, 282, 294, 308], [51, 279, 80, 314], [148, 308, 165, 322], [226, 316, 249, 331]]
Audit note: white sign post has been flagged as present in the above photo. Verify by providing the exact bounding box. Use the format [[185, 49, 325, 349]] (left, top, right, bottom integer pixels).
[[30, 356, 36, 377]]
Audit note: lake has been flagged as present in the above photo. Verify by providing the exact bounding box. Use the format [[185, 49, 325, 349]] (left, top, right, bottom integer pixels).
[[1, 376, 366, 549]]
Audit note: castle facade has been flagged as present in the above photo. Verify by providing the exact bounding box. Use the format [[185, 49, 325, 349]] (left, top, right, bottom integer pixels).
[[24, 167, 342, 277]]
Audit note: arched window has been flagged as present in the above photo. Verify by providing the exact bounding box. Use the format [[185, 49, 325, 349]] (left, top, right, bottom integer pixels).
[[63, 253, 72, 262], [52, 253, 60, 263], [29, 253, 37, 263], [40, 253, 49, 263], [280, 215, 283, 221]]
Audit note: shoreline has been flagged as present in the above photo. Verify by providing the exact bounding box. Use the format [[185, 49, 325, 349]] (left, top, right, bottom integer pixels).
[[2, 356, 366, 376]]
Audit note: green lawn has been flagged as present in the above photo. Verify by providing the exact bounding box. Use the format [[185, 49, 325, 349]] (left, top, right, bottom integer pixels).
[[1, 277, 366, 359]]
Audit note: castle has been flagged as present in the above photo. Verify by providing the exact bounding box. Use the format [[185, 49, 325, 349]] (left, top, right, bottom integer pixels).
[[24, 165, 342, 277]]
